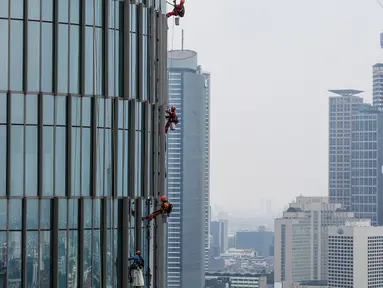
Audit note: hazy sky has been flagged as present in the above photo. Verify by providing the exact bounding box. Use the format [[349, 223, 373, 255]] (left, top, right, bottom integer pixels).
[[167, 0, 383, 214]]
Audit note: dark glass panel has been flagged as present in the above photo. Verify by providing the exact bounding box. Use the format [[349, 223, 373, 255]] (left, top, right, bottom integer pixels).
[[56, 96, 67, 126], [40, 231, 51, 287], [96, 129, 104, 196], [28, 22, 40, 91], [84, 199, 92, 229], [11, 93, 24, 124], [104, 129, 112, 196], [26, 232, 39, 287], [40, 200, 51, 229], [69, 25, 80, 93], [55, 127, 66, 196], [85, 26, 94, 95], [117, 130, 123, 196], [68, 231, 78, 286], [26, 199, 39, 230], [25, 94, 38, 125], [59, 199, 67, 230], [0, 200, 6, 230], [10, 20, 23, 90], [25, 126, 38, 196], [58, 231, 67, 288], [43, 95, 54, 125], [81, 128, 91, 196], [58, 24, 69, 93], [92, 229, 101, 287], [9, 200, 22, 230], [83, 230, 92, 285], [0, 126, 6, 196], [10, 126, 24, 196], [68, 199, 78, 229], [43, 126, 54, 196], [41, 23, 53, 92], [71, 127, 81, 196]]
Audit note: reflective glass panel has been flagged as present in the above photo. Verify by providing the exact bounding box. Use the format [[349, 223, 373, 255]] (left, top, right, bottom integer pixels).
[[10, 20, 24, 90], [26, 200, 39, 230], [0, 200, 6, 229], [106, 230, 113, 285], [96, 129, 104, 196], [58, 230, 67, 287], [93, 230, 101, 287], [123, 131, 129, 196], [26, 232, 39, 287], [11, 93, 24, 124], [11, 0, 23, 19], [0, 127, 6, 196], [69, 25, 80, 93], [56, 96, 67, 125], [28, 22, 40, 92], [43, 95, 55, 125], [108, 30, 115, 97], [117, 130, 123, 196], [68, 231, 78, 286], [25, 94, 38, 125], [55, 127, 66, 196], [40, 200, 51, 229], [82, 97, 91, 126], [68, 199, 78, 229], [0, 20, 9, 90], [105, 99, 111, 128], [97, 98, 104, 127], [81, 128, 91, 196], [58, 24, 69, 93], [71, 127, 81, 196], [42, 0, 53, 21], [58, 0, 68, 22], [83, 230, 92, 285], [59, 200, 67, 229], [104, 129, 112, 196], [70, 0, 80, 24], [43, 126, 54, 196], [115, 30, 120, 97], [84, 199, 92, 229], [0, 0, 8, 18], [95, 0, 103, 26], [9, 199, 22, 230], [71, 96, 81, 126], [113, 230, 119, 285], [85, 0, 94, 25], [29, 0, 40, 20], [94, 200, 101, 228], [130, 33, 137, 98], [25, 126, 38, 196], [40, 231, 51, 286], [85, 26, 94, 95], [8, 232, 22, 286], [42, 23, 53, 92], [95, 28, 103, 95], [135, 131, 142, 196], [10, 126, 24, 196]]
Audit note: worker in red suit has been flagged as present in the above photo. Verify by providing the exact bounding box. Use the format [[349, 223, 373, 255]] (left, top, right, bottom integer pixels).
[[165, 106, 178, 134], [166, 0, 185, 18]]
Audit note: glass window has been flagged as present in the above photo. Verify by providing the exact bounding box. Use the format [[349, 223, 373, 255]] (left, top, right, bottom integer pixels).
[[85, 0, 94, 25], [143, 35, 149, 100], [58, 24, 69, 93], [93, 199, 101, 228], [72, 96, 81, 126], [41, 0, 53, 21], [40, 200, 51, 229], [104, 129, 112, 196], [0, 200, 6, 230], [26, 200, 39, 230], [68, 199, 78, 229], [68, 231, 78, 285], [81, 128, 91, 196], [25, 94, 38, 125], [70, 0, 80, 24], [71, 127, 81, 196], [115, 30, 120, 97], [43, 127, 54, 196], [42, 23, 53, 92], [118, 100, 123, 128], [123, 131, 129, 196], [95, 0, 103, 26], [26, 231, 39, 287], [59, 200, 67, 229], [113, 230, 119, 284], [11, 0, 23, 19], [83, 230, 92, 284], [106, 229, 113, 285], [43, 95, 54, 125], [69, 25, 80, 93], [0, 127, 6, 196], [82, 97, 91, 126], [93, 229, 101, 286], [8, 232, 22, 287], [10, 126, 24, 196], [29, 0, 40, 20], [130, 4, 137, 33], [0, 0, 8, 18], [84, 199, 92, 228], [9, 199, 22, 230], [56, 96, 66, 125], [0, 20, 9, 90], [130, 33, 138, 99], [108, 29, 115, 97], [135, 131, 142, 196], [58, 230, 67, 288], [96, 129, 104, 196], [25, 127, 38, 196], [95, 28, 103, 95], [117, 130, 123, 196], [10, 20, 24, 90], [40, 231, 51, 286], [85, 26, 94, 95], [11, 94, 24, 124], [105, 98, 111, 128], [58, 0, 68, 22], [55, 127, 66, 196], [124, 101, 129, 128], [97, 98, 104, 127]]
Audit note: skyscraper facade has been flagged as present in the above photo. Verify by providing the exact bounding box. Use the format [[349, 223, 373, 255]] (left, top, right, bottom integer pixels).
[[0, 0, 169, 287], [328, 90, 383, 225], [373, 63, 383, 109], [166, 50, 210, 288]]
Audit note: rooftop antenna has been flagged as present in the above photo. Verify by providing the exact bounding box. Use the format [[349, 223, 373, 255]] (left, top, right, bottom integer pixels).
[[181, 29, 184, 51]]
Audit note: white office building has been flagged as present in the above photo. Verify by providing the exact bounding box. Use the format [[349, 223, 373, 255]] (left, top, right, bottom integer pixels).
[[328, 220, 383, 288]]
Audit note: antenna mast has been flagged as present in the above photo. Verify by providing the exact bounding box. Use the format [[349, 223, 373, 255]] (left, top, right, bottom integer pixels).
[[181, 29, 184, 51]]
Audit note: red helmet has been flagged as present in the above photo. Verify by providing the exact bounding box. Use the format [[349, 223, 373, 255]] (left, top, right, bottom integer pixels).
[[180, 0, 185, 3], [160, 195, 167, 202], [171, 106, 176, 111]]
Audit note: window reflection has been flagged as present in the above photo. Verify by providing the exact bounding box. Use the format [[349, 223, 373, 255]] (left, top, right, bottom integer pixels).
[[71, 128, 81, 196], [93, 230, 101, 287], [26, 200, 39, 230], [0, 0, 8, 18], [11, 94, 24, 124], [68, 231, 78, 286], [86, 0, 94, 26], [130, 33, 138, 99], [0, 127, 6, 196], [0, 200, 6, 230], [106, 230, 113, 286], [124, 131, 129, 196], [96, 129, 104, 196], [84, 199, 92, 229], [108, 29, 115, 97], [59, 200, 67, 229], [25, 127, 38, 196], [26, 232, 39, 287], [85, 26, 94, 95], [56, 96, 67, 126], [58, 24, 69, 93], [117, 131, 123, 196], [143, 35, 149, 100], [43, 127, 54, 196], [70, 0, 80, 24], [10, 20, 24, 90], [72, 96, 81, 126], [58, 0, 68, 22], [55, 127, 66, 196], [95, 0, 103, 27], [95, 28, 103, 95], [9, 200, 22, 230], [43, 95, 55, 125], [11, 0, 23, 19], [69, 25, 80, 93], [105, 99, 111, 128], [42, 23, 53, 93], [29, 0, 40, 20], [97, 98, 105, 127], [40, 231, 51, 286], [42, 0, 53, 21], [40, 200, 51, 229], [118, 100, 123, 128], [82, 128, 91, 196], [115, 30, 121, 97], [105, 130, 112, 196], [68, 200, 78, 229], [82, 97, 91, 126], [0, 20, 9, 90], [58, 231, 67, 288], [130, 4, 137, 33], [83, 230, 92, 285], [135, 131, 142, 196], [113, 230, 119, 285], [26, 94, 38, 125], [8, 232, 22, 287], [10, 126, 24, 196]]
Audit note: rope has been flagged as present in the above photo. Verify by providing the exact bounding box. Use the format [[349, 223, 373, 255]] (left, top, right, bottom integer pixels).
[[376, 0, 383, 8]]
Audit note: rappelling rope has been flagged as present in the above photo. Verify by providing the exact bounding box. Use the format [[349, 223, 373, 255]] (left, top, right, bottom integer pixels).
[[376, 0, 383, 9]]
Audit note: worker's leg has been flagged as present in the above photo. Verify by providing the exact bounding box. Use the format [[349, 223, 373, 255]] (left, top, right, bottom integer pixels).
[[165, 122, 170, 134], [166, 10, 178, 18]]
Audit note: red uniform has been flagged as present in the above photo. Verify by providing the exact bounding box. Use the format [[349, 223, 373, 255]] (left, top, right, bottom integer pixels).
[[165, 108, 177, 134], [166, 1, 185, 18]]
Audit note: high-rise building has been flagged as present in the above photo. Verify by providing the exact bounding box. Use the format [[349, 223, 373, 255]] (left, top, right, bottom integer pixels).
[[328, 220, 383, 288], [0, 1, 169, 287], [274, 196, 360, 287], [235, 230, 274, 257], [210, 221, 225, 253], [328, 90, 383, 225], [166, 49, 210, 288], [373, 63, 383, 109]]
